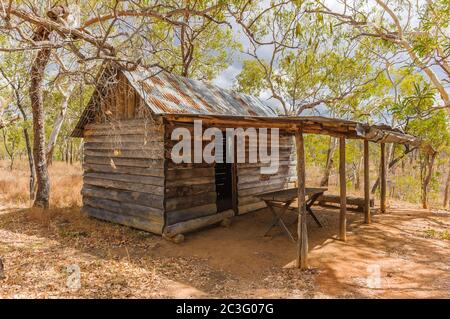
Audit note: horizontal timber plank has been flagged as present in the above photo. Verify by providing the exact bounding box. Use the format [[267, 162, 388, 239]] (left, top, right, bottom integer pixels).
[[84, 141, 164, 151], [238, 177, 293, 190], [84, 172, 164, 186], [83, 196, 164, 220], [238, 201, 267, 215], [238, 195, 262, 206], [165, 192, 217, 211], [166, 167, 215, 180], [84, 134, 163, 143], [165, 203, 217, 225], [83, 205, 163, 234], [166, 176, 215, 187], [165, 183, 215, 198], [82, 185, 164, 209], [238, 182, 291, 197], [84, 156, 164, 169], [84, 149, 164, 159], [84, 176, 164, 195], [83, 163, 164, 177], [164, 209, 234, 236]]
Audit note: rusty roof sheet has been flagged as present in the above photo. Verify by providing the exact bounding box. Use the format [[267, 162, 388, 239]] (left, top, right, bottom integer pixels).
[[122, 67, 277, 117]]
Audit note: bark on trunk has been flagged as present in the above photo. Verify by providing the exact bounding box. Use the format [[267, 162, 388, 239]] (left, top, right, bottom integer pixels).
[[46, 84, 75, 165], [421, 152, 437, 209], [320, 136, 337, 187], [444, 167, 450, 209], [23, 128, 36, 200], [371, 146, 417, 194], [30, 43, 52, 208]]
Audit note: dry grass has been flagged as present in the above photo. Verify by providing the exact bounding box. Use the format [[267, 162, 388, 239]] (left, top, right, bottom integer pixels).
[[0, 160, 82, 208], [1, 160, 449, 298]]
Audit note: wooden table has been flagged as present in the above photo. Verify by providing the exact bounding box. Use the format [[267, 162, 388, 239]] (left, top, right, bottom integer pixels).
[[256, 187, 327, 242]]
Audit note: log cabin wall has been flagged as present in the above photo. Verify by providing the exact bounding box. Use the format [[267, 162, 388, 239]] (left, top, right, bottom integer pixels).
[[237, 131, 297, 214], [81, 73, 166, 234], [164, 123, 217, 226]]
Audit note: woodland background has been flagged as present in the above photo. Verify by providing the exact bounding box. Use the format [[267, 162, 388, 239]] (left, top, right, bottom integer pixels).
[[0, 0, 449, 210]]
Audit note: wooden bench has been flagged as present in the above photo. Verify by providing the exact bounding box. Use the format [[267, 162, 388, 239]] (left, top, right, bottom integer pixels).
[[316, 194, 374, 212]]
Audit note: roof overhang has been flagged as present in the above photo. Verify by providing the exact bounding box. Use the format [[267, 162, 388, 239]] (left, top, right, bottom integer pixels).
[[162, 113, 435, 154]]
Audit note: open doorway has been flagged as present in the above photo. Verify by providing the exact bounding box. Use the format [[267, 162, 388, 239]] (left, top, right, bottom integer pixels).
[[215, 136, 235, 212]]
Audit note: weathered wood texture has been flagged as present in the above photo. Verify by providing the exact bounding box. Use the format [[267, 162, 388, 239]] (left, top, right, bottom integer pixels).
[[164, 123, 217, 226], [237, 132, 297, 215], [339, 137, 347, 242], [93, 71, 149, 122], [295, 128, 308, 269], [82, 118, 165, 234], [380, 142, 387, 214], [316, 194, 374, 212], [164, 209, 234, 237], [364, 140, 371, 223]]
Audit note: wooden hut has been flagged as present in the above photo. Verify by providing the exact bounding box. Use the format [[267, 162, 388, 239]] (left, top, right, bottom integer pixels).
[[71, 64, 298, 238], [72, 64, 430, 248]]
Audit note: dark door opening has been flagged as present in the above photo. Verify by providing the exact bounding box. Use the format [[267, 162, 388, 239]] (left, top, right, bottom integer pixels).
[[215, 137, 234, 212]]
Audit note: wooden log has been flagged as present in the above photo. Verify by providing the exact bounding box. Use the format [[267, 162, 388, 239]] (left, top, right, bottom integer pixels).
[[237, 176, 292, 190], [164, 209, 234, 236], [316, 194, 374, 208], [165, 176, 215, 187], [84, 134, 163, 143], [84, 172, 164, 186], [83, 163, 164, 177], [165, 203, 217, 225], [238, 182, 290, 197], [84, 176, 164, 195], [237, 201, 267, 215], [339, 136, 347, 242], [295, 127, 308, 269], [380, 142, 387, 214], [165, 192, 216, 211], [84, 149, 164, 159], [83, 196, 163, 220], [364, 140, 371, 224], [165, 183, 215, 198], [83, 205, 163, 234], [166, 167, 215, 180], [84, 141, 164, 151], [81, 185, 164, 209], [237, 195, 263, 206], [84, 155, 164, 169]]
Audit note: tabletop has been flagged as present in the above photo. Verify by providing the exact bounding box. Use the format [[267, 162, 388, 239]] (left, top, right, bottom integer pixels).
[[256, 187, 328, 202]]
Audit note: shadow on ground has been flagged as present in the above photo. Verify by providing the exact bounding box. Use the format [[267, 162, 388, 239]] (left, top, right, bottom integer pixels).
[[0, 202, 449, 298]]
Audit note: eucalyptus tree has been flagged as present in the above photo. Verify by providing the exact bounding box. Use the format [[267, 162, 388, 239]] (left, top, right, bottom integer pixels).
[[309, 0, 450, 116], [147, 0, 240, 81], [0, 0, 231, 209], [232, 0, 385, 116]]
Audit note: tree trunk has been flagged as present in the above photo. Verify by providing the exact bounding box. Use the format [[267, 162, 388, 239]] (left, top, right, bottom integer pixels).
[[23, 128, 36, 200], [444, 166, 450, 209], [371, 146, 417, 194], [69, 141, 73, 165], [421, 152, 437, 209], [46, 83, 75, 165], [13, 83, 36, 200], [30, 42, 52, 208], [320, 136, 337, 187]]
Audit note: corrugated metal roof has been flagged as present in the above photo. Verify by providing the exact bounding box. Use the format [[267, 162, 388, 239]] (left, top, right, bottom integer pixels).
[[122, 67, 277, 116]]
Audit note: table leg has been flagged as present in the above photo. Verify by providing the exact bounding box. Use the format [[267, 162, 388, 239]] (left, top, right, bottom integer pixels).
[[306, 193, 323, 227], [264, 200, 296, 242]]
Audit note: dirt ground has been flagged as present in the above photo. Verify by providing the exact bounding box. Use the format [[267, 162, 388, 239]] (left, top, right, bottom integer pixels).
[[1, 197, 449, 298]]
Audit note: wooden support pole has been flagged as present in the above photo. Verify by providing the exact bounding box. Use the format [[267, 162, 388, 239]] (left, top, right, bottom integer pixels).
[[380, 142, 387, 214], [295, 127, 308, 269], [339, 137, 347, 241], [364, 140, 371, 224]]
